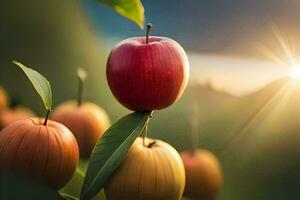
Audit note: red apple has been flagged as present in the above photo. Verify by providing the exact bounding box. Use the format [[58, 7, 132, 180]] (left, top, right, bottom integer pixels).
[[181, 150, 223, 200], [106, 24, 190, 111]]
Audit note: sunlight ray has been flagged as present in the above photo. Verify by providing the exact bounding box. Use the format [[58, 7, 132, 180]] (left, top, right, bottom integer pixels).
[[258, 23, 296, 67], [221, 79, 293, 154], [243, 80, 297, 153], [257, 44, 288, 65], [271, 24, 295, 65]]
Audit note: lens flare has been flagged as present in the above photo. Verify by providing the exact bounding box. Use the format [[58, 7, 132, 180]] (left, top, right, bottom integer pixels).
[[290, 65, 300, 79]]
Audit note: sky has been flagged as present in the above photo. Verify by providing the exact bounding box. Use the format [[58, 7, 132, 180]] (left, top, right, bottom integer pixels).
[[81, 0, 300, 95]]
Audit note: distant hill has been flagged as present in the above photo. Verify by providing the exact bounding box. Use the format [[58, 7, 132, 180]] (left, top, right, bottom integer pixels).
[[200, 77, 296, 149], [199, 77, 291, 150], [198, 77, 300, 200]]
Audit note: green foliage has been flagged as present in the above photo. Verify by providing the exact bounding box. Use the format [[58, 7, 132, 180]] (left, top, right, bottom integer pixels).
[[60, 160, 106, 200], [97, 0, 144, 29], [13, 60, 52, 111], [80, 111, 153, 200]]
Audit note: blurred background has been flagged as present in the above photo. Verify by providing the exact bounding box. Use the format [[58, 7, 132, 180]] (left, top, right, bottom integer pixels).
[[1, 0, 300, 199]]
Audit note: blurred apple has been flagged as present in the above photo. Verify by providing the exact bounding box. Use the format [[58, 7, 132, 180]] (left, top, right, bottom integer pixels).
[[0, 107, 35, 130], [52, 101, 110, 158], [52, 68, 110, 158], [0, 87, 8, 111], [181, 150, 222, 200]]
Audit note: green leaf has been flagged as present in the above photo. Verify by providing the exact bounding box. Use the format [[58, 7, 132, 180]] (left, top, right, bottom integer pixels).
[[60, 168, 85, 199], [60, 193, 79, 200], [0, 171, 63, 200], [78, 159, 89, 174], [80, 111, 153, 200], [13, 60, 52, 111], [97, 0, 144, 29], [60, 159, 88, 199], [60, 159, 106, 200]]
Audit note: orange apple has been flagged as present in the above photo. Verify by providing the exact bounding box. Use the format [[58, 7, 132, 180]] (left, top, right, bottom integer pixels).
[[0, 106, 35, 130], [0, 87, 8, 111], [0, 118, 79, 189]]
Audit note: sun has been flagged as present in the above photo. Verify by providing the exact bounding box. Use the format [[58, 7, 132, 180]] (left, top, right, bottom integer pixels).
[[290, 65, 300, 79]]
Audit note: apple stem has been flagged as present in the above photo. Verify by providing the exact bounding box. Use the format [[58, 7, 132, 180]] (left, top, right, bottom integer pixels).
[[141, 111, 154, 147], [146, 23, 152, 44], [77, 68, 87, 107], [78, 77, 83, 106], [43, 109, 50, 126], [148, 141, 156, 148], [142, 125, 148, 147]]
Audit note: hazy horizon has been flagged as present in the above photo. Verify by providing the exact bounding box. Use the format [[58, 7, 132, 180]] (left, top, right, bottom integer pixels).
[[187, 52, 290, 96]]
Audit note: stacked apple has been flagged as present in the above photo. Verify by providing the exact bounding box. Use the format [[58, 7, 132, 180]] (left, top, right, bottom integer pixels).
[[105, 23, 223, 200], [105, 24, 182, 200]]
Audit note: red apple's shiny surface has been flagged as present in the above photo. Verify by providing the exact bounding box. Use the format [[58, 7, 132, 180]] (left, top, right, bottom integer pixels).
[[181, 150, 222, 200], [106, 36, 189, 111]]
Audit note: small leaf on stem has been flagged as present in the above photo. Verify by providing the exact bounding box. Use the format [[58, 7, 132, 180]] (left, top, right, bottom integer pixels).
[[13, 60, 53, 125], [13, 60, 52, 111]]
